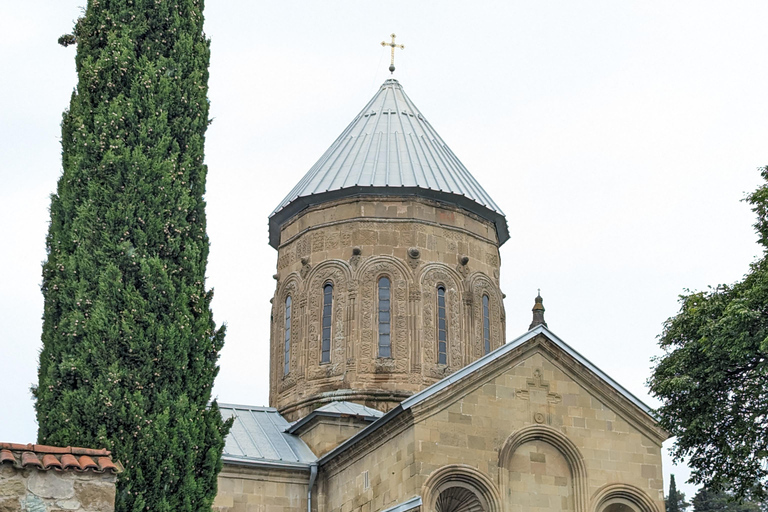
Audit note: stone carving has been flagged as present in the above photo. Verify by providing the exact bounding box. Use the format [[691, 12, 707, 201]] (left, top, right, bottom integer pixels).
[[485, 253, 499, 268], [300, 257, 311, 279], [326, 232, 340, 250], [296, 236, 310, 259], [470, 273, 504, 358], [276, 278, 300, 393], [349, 246, 362, 270], [456, 254, 470, 277], [312, 232, 325, 252], [420, 266, 462, 378], [515, 369, 562, 404], [306, 263, 349, 381], [407, 247, 421, 270], [515, 369, 562, 427], [358, 258, 409, 374]]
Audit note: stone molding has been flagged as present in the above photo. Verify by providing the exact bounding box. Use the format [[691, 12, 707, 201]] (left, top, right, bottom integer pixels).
[[421, 464, 501, 512], [499, 424, 589, 512], [590, 483, 661, 512]]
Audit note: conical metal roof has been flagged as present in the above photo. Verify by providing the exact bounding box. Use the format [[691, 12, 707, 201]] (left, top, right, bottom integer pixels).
[[269, 78, 508, 248]]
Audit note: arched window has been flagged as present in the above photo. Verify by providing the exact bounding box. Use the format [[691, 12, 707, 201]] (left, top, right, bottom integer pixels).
[[482, 294, 490, 354], [378, 277, 391, 358], [437, 286, 447, 365], [321, 283, 333, 363], [284, 296, 292, 375]]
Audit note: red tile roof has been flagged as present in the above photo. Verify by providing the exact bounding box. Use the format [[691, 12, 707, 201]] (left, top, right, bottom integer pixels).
[[0, 443, 121, 473]]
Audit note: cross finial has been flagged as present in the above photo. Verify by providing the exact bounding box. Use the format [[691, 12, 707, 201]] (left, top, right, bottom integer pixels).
[[381, 33, 404, 74]]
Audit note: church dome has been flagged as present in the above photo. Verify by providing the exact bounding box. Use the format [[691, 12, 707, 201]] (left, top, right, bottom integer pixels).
[[268, 78, 508, 248]]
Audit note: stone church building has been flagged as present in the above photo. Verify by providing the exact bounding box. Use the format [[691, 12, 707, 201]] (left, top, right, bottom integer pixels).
[[212, 78, 668, 512]]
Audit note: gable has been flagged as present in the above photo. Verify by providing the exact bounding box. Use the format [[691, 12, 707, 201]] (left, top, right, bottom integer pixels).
[[402, 327, 667, 445], [318, 329, 667, 512]]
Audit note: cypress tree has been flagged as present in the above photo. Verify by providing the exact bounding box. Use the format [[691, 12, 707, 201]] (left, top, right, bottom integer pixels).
[[668, 475, 682, 512], [34, 1, 230, 510]]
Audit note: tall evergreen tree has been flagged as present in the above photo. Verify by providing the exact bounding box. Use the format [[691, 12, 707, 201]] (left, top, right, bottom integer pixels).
[[34, 1, 230, 510], [667, 475, 690, 512]]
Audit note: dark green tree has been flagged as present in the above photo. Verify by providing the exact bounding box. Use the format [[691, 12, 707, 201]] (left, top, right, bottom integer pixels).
[[34, 1, 230, 510], [692, 488, 762, 512], [649, 167, 768, 500], [667, 475, 690, 512]]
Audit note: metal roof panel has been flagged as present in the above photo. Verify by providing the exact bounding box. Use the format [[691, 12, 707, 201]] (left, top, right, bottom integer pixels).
[[268, 79, 508, 248], [219, 404, 317, 466]]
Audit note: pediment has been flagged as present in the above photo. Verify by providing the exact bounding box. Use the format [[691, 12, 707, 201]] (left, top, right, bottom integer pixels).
[[402, 326, 668, 445]]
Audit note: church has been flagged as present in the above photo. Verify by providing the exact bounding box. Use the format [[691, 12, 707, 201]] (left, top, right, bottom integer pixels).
[[211, 77, 668, 512]]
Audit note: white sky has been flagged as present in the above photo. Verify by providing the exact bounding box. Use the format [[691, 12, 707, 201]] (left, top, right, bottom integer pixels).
[[2, 0, 767, 501]]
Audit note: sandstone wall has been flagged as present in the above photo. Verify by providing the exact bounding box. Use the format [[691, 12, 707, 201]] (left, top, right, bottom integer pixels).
[[270, 197, 506, 420], [0, 464, 116, 512], [214, 465, 309, 512], [317, 339, 665, 512]]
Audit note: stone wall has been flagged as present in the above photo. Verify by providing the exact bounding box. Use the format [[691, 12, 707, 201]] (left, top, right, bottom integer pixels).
[[270, 196, 506, 420], [317, 337, 666, 512], [214, 465, 309, 512], [296, 416, 373, 458], [0, 465, 116, 512]]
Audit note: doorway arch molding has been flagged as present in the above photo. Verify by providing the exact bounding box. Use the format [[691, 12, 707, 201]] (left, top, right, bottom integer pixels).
[[422, 464, 501, 512], [499, 424, 588, 512]]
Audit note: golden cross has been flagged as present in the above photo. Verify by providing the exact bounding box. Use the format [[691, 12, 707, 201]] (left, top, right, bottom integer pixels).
[[381, 33, 404, 74]]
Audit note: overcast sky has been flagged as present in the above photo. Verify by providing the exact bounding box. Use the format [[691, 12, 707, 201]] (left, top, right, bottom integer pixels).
[[2, 0, 767, 499]]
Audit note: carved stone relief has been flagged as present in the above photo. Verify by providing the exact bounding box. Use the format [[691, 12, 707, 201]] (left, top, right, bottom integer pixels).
[[276, 279, 300, 393], [420, 266, 463, 379], [358, 258, 409, 374], [471, 274, 504, 359], [306, 263, 349, 381]]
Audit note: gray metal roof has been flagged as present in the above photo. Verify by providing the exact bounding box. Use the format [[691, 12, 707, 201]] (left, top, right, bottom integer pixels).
[[315, 401, 384, 418], [219, 403, 317, 468], [268, 78, 509, 248], [286, 401, 384, 435]]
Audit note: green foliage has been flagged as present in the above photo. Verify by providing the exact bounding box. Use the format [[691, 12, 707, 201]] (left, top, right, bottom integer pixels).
[[34, 0, 231, 510], [692, 488, 763, 512], [649, 167, 768, 499], [667, 475, 691, 512]]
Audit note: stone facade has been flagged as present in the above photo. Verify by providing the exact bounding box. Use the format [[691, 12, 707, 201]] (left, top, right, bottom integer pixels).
[[318, 334, 666, 512], [216, 331, 667, 512], [214, 465, 309, 512], [270, 196, 506, 420], [0, 462, 117, 512]]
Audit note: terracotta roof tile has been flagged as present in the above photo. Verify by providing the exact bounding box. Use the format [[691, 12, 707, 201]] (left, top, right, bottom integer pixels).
[[21, 451, 43, 469], [0, 442, 121, 474], [61, 453, 80, 469], [0, 450, 13, 464], [41, 454, 62, 470], [78, 455, 98, 471]]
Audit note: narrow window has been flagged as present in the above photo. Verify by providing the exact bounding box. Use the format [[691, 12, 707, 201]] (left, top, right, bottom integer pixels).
[[378, 277, 391, 358], [321, 283, 333, 363], [437, 286, 447, 365], [284, 296, 292, 375], [483, 294, 491, 354]]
